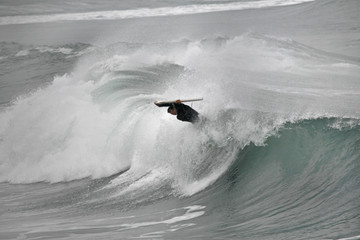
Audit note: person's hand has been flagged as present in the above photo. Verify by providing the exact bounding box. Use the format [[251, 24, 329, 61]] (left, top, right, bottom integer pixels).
[[175, 99, 182, 104]]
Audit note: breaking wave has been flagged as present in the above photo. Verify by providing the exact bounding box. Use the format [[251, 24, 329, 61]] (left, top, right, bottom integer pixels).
[[0, 34, 359, 204]]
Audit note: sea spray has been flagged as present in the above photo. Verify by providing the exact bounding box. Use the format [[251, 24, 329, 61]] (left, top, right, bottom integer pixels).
[[1, 34, 359, 197]]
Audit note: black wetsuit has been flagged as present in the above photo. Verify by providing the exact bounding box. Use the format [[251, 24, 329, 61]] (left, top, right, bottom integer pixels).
[[163, 103, 199, 123], [173, 103, 199, 123]]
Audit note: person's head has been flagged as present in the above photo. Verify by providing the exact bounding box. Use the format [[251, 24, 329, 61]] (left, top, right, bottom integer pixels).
[[167, 106, 177, 115]]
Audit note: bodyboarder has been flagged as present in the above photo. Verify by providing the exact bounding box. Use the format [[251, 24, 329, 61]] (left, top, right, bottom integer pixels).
[[159, 99, 200, 123]]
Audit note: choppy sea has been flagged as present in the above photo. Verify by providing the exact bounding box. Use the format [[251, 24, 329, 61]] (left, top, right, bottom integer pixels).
[[0, 0, 359, 239]]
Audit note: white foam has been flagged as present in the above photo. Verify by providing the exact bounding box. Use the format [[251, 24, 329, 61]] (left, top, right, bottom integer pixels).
[[328, 119, 360, 130], [14, 46, 75, 58], [0, 0, 315, 25], [35, 46, 73, 55], [120, 205, 206, 229], [0, 74, 130, 183], [337, 235, 360, 240], [15, 49, 30, 57]]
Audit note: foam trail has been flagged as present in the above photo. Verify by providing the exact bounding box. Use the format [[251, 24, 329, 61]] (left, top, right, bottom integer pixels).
[[0, 0, 315, 26]]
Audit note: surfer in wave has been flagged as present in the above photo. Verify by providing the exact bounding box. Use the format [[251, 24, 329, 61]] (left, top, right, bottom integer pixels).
[[155, 99, 200, 123]]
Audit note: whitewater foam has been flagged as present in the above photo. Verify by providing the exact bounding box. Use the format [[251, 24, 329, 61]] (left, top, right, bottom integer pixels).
[[0, 0, 315, 26], [337, 235, 360, 240], [0, 75, 130, 183], [120, 205, 205, 233]]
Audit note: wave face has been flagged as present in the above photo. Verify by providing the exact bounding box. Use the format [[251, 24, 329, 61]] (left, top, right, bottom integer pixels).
[[0, 32, 360, 239], [0, 0, 315, 25], [205, 118, 360, 239]]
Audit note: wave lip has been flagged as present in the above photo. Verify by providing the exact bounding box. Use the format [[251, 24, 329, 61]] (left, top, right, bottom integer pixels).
[[0, 0, 315, 26]]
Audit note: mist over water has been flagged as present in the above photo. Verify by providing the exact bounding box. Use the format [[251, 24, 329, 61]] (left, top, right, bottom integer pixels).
[[0, 0, 360, 239]]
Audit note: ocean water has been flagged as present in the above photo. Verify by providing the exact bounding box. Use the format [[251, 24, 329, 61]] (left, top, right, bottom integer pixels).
[[0, 0, 360, 239]]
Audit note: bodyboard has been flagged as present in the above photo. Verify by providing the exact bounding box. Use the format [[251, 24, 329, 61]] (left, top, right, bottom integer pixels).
[[154, 98, 203, 107]]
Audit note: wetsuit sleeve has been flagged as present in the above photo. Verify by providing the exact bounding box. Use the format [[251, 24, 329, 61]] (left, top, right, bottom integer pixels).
[[157, 103, 173, 107]]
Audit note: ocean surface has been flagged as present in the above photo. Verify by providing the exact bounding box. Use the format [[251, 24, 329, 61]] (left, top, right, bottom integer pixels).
[[0, 0, 360, 239]]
